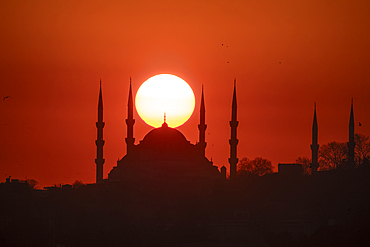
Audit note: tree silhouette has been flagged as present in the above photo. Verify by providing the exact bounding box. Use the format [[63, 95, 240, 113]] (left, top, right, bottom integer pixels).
[[72, 180, 85, 189], [295, 156, 311, 175], [355, 133, 370, 166], [19, 179, 38, 189], [26, 179, 38, 189], [317, 134, 370, 171], [318, 141, 348, 170], [237, 157, 273, 178]]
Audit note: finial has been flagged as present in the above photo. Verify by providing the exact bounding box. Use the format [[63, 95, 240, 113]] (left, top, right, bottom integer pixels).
[[162, 112, 168, 128], [130, 77, 132, 85], [314, 101, 316, 110], [100, 79, 101, 87], [351, 97, 353, 106], [234, 78, 236, 86]]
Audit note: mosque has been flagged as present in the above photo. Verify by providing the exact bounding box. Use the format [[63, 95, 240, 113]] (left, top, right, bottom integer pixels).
[[94, 79, 239, 185], [94, 78, 357, 185]]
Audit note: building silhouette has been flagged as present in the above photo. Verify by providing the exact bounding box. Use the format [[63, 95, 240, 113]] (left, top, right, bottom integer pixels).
[[311, 102, 319, 174], [228, 79, 239, 180], [95, 79, 359, 182], [348, 98, 355, 168], [95, 80, 105, 184], [95, 79, 240, 186]]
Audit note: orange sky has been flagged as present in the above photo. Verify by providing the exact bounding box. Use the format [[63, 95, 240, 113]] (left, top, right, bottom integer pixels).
[[1, 0, 370, 188]]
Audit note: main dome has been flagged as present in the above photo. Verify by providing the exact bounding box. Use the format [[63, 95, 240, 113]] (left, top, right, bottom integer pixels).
[[140, 122, 189, 147]]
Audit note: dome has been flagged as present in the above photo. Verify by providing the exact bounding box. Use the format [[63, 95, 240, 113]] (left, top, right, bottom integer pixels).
[[140, 122, 189, 147]]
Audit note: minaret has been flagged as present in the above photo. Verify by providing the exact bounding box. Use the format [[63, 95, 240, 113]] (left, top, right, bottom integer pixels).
[[95, 80, 105, 184], [229, 79, 239, 180], [310, 102, 319, 174], [348, 98, 355, 168], [198, 85, 207, 156], [125, 78, 135, 155]]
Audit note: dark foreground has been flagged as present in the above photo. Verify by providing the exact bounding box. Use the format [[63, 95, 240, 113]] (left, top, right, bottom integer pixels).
[[1, 168, 369, 247]]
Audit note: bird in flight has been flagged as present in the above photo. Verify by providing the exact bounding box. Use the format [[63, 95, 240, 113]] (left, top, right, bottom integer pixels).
[[3, 96, 10, 101]]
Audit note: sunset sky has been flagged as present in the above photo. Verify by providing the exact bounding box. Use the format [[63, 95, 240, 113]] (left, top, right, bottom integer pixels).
[[1, 0, 370, 188]]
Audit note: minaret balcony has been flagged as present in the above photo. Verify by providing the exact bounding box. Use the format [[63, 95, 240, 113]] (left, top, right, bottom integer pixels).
[[95, 139, 105, 146], [96, 122, 105, 128]]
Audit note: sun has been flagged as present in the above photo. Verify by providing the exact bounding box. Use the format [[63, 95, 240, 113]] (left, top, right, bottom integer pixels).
[[135, 74, 195, 128]]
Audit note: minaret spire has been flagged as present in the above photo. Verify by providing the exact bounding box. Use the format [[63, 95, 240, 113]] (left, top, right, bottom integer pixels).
[[311, 102, 319, 174], [348, 98, 355, 168], [125, 77, 135, 155], [198, 85, 207, 156], [95, 80, 105, 184], [229, 79, 239, 180]]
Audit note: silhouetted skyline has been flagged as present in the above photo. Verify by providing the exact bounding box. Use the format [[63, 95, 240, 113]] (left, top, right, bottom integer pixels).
[[1, 0, 370, 187]]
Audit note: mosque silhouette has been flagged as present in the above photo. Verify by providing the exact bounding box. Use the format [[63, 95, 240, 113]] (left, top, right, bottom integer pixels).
[[94, 79, 239, 186], [94, 78, 357, 185]]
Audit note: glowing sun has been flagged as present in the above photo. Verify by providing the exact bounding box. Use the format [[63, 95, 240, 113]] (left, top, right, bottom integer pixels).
[[135, 74, 195, 128]]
